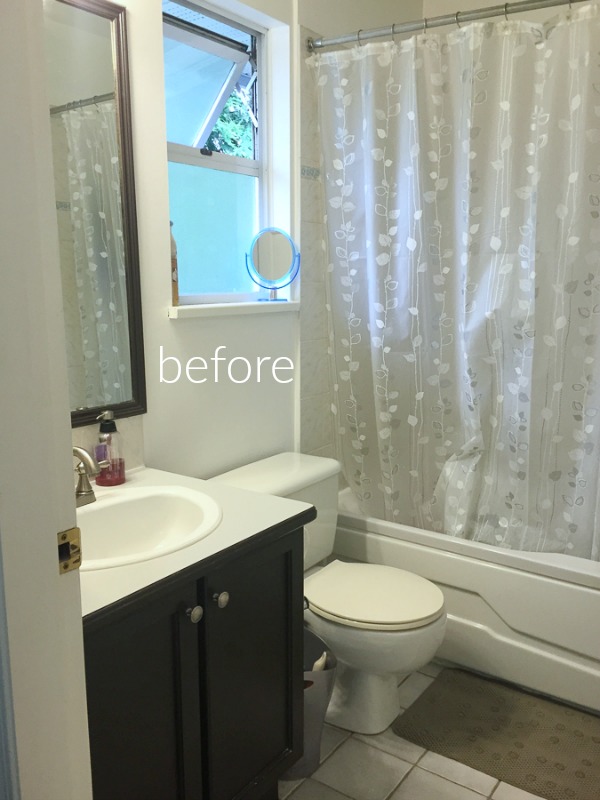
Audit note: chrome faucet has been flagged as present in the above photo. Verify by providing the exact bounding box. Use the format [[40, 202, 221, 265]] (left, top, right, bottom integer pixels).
[[73, 446, 109, 507]]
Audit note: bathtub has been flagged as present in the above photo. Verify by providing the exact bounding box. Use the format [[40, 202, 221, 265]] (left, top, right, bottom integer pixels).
[[334, 488, 600, 713]]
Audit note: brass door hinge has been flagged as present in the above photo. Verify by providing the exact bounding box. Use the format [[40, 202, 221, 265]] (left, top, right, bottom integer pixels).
[[57, 527, 81, 574]]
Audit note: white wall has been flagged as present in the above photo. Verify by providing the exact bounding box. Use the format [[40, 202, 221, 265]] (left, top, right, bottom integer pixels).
[[203, 0, 293, 25], [424, 0, 561, 24], [115, 0, 297, 478], [299, 0, 422, 37], [44, 1, 114, 106]]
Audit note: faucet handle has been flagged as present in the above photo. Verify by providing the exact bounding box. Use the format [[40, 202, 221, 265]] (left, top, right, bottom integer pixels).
[[72, 446, 110, 507], [74, 459, 110, 476], [72, 445, 108, 476]]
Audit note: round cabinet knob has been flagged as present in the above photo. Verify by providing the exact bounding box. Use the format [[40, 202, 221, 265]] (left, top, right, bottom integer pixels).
[[213, 591, 229, 609], [186, 605, 204, 624]]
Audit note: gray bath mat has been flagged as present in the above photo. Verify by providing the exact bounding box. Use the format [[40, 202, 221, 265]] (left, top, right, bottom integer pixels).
[[392, 669, 600, 800]]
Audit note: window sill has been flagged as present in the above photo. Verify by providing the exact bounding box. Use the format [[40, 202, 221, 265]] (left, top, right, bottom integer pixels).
[[167, 301, 300, 319]]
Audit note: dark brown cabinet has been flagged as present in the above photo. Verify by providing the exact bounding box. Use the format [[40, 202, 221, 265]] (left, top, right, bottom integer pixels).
[[83, 521, 307, 800]]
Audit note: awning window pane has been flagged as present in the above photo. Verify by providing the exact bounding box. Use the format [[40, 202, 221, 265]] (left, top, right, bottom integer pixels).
[[163, 23, 248, 148]]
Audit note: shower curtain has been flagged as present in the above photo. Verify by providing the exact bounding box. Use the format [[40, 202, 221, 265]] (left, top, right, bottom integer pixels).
[[312, 3, 600, 559], [61, 100, 132, 408]]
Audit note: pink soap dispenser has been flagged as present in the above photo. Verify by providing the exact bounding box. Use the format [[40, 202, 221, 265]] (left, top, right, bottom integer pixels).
[[95, 410, 125, 486]]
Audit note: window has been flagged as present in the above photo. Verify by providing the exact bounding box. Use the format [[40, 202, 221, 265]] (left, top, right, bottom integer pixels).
[[163, 1, 265, 303]]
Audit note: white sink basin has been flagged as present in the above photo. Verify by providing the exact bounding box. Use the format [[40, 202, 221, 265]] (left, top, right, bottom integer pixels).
[[78, 485, 222, 571]]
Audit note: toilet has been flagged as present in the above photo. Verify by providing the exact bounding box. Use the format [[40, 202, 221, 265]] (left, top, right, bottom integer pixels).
[[210, 452, 446, 735]]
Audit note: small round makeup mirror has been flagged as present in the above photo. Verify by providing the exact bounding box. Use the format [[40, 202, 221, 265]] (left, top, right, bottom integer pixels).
[[246, 228, 300, 298]]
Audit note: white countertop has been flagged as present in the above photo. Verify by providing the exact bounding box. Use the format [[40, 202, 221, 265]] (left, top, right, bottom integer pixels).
[[79, 466, 312, 617]]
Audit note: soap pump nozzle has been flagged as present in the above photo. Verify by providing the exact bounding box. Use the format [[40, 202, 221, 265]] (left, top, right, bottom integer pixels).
[[97, 409, 115, 425]]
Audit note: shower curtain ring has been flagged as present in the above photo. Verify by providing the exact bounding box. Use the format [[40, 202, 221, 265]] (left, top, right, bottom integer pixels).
[[423, 17, 428, 34], [455, 11, 462, 28], [504, 3, 509, 21], [356, 29, 363, 46], [391, 23, 397, 42]]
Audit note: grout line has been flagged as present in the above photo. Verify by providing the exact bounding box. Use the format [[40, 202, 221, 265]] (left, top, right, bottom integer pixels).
[[382, 762, 417, 800], [319, 732, 351, 765], [308, 775, 355, 800], [414, 759, 499, 797], [280, 779, 304, 799]]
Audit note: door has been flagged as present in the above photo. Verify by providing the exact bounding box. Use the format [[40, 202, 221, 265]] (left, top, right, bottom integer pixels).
[[0, 2, 92, 798], [201, 532, 304, 800], [84, 580, 203, 800]]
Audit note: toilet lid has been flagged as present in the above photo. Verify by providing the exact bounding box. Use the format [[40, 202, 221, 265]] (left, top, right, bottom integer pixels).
[[304, 560, 445, 631]]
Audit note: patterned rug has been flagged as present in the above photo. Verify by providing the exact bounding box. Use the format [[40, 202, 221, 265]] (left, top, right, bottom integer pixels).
[[391, 669, 600, 800]]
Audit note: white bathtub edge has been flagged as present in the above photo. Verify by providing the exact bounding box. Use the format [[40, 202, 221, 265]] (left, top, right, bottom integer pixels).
[[334, 513, 600, 713]]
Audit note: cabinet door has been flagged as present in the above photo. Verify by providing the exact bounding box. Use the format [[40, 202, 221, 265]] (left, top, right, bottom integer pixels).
[[84, 580, 203, 800], [201, 532, 303, 800]]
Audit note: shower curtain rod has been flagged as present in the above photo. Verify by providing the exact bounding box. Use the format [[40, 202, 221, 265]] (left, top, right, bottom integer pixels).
[[49, 91, 115, 116], [307, 0, 587, 51]]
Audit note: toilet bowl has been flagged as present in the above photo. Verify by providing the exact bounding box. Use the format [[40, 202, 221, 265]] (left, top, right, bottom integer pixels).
[[303, 560, 445, 733], [210, 452, 447, 734]]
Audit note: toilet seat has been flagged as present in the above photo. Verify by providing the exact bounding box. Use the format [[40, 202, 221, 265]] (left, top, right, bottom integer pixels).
[[304, 560, 445, 631]]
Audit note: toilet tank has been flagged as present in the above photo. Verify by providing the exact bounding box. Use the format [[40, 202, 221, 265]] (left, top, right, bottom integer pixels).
[[210, 453, 341, 570]]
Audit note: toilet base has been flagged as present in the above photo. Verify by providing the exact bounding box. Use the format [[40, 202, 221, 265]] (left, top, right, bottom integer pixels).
[[325, 663, 400, 735]]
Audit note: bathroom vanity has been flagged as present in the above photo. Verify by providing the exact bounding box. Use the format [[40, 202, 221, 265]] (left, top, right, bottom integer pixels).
[[79, 468, 315, 800]]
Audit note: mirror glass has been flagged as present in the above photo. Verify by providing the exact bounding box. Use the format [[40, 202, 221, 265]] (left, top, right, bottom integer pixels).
[[245, 228, 300, 291], [44, 0, 146, 427]]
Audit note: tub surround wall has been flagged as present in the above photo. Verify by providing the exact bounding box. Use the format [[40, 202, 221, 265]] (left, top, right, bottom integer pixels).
[[299, 26, 334, 459]]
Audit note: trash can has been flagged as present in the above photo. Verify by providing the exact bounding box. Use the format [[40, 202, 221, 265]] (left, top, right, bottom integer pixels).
[[282, 626, 337, 780]]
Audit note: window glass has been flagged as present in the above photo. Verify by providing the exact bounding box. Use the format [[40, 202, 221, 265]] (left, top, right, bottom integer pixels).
[[163, 21, 251, 150], [168, 161, 258, 296], [164, 36, 242, 148]]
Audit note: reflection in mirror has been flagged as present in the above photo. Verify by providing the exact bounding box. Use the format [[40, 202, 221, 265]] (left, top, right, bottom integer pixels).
[[44, 0, 145, 427], [245, 228, 300, 300]]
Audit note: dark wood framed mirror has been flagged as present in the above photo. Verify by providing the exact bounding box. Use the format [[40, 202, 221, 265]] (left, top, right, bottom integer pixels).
[[44, 0, 146, 427]]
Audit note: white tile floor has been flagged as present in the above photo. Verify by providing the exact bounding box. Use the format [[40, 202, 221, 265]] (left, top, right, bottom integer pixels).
[[278, 663, 546, 800]]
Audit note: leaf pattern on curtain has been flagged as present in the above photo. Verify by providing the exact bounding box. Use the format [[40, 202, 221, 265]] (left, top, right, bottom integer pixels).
[[311, 3, 600, 560], [61, 100, 132, 409]]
